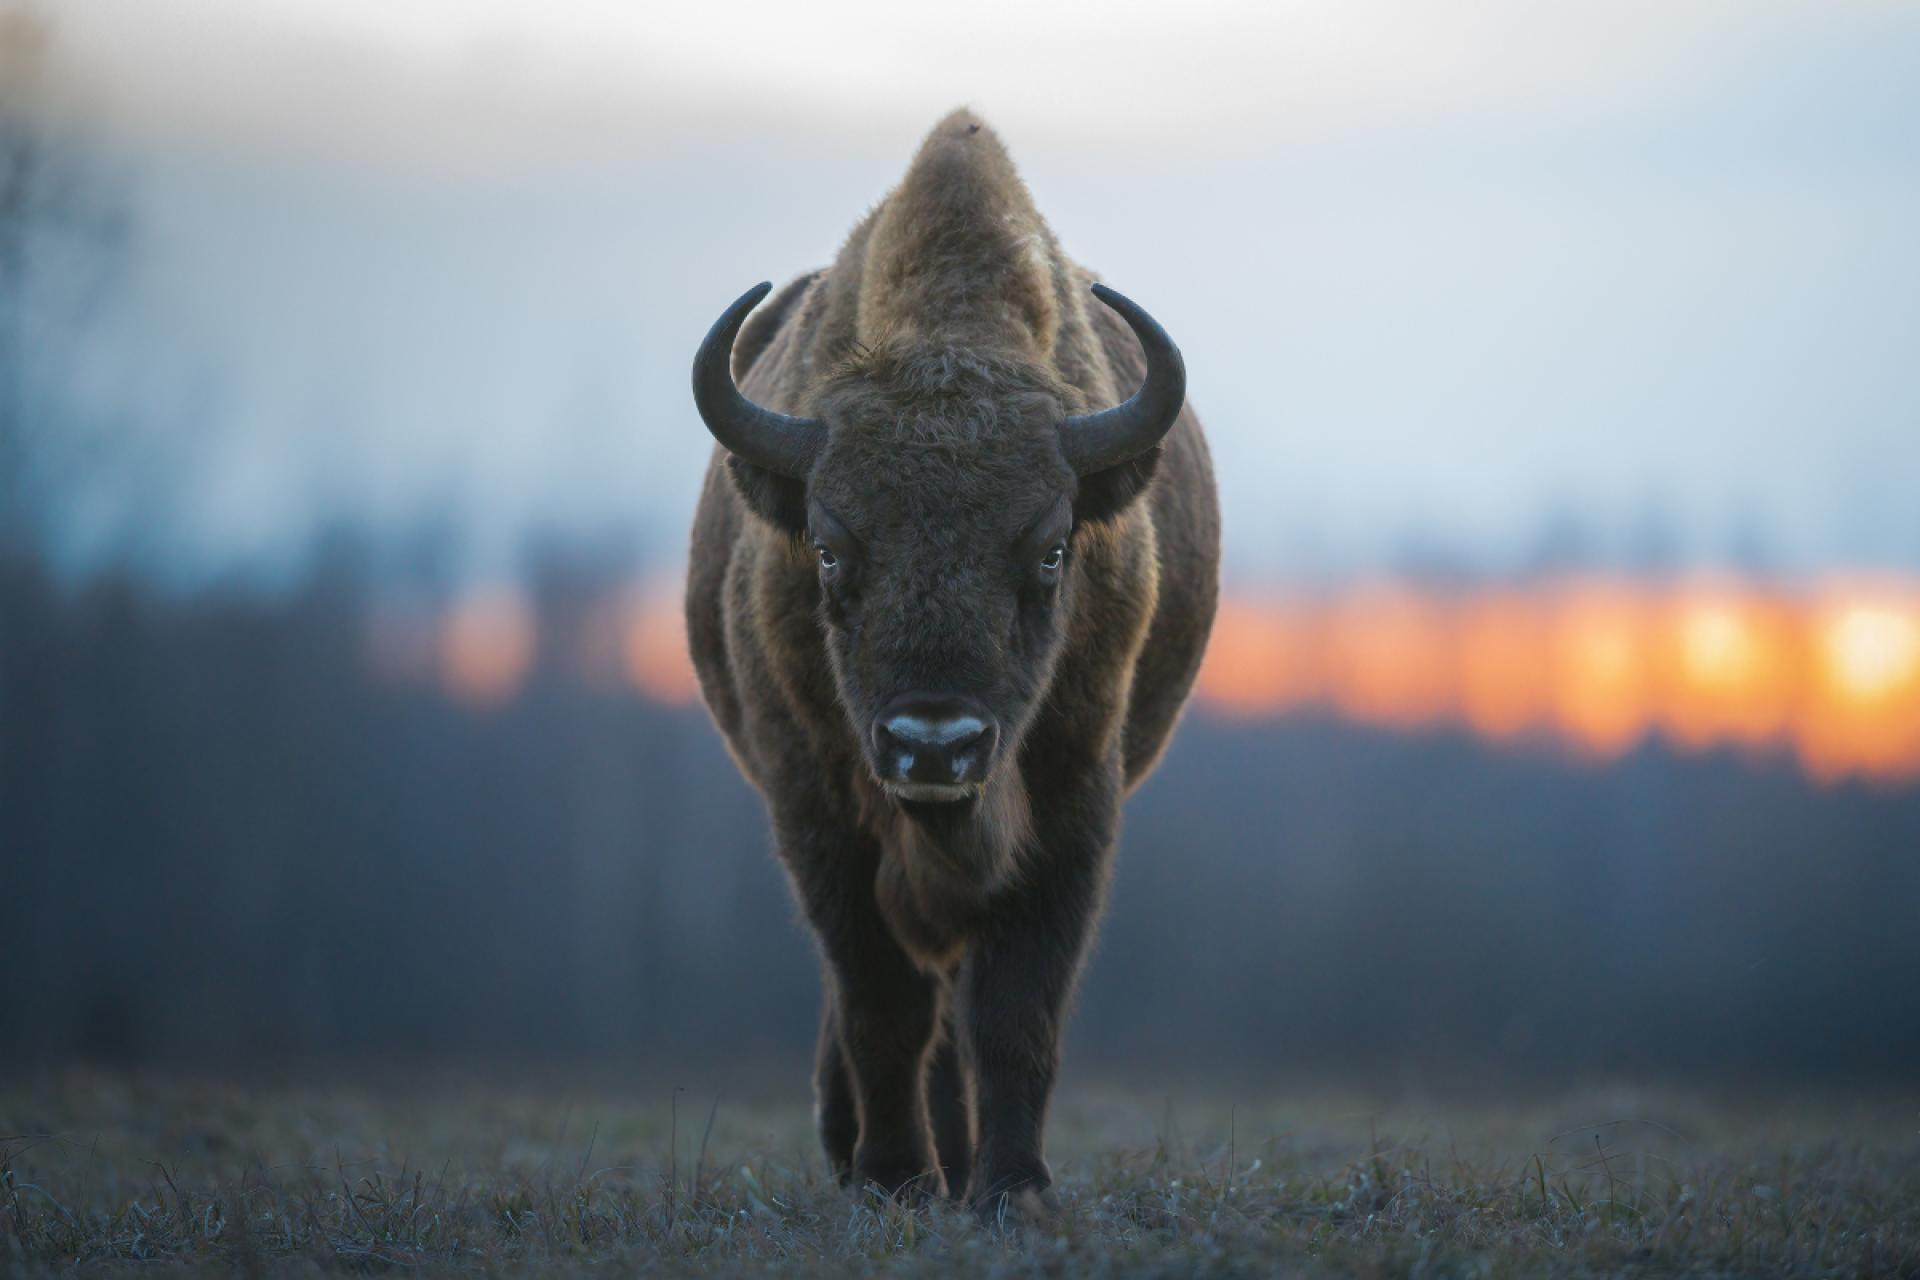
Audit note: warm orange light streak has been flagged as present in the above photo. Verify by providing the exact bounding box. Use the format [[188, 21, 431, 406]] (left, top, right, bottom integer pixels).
[[576, 581, 700, 704], [400, 574, 1920, 785], [1453, 592, 1551, 742], [624, 580, 700, 706], [1198, 598, 1323, 717], [1653, 586, 1797, 750], [1322, 585, 1453, 729], [1189, 575, 1920, 784], [1797, 583, 1920, 784], [1545, 581, 1655, 759], [440, 588, 536, 707]]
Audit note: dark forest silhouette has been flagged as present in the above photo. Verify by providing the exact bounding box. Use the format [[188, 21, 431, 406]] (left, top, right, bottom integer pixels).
[[4, 549, 1918, 1090]]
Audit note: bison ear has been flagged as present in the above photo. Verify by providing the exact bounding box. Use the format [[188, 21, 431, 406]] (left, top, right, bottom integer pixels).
[[726, 455, 809, 535], [1072, 446, 1162, 525]]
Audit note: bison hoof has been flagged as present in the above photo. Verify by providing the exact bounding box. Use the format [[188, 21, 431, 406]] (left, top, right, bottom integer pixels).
[[968, 1158, 1055, 1224], [851, 1149, 941, 1201]]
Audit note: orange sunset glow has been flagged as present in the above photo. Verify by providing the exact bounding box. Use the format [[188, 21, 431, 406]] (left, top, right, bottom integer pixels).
[[439, 589, 537, 707], [1194, 577, 1920, 784], [404, 575, 1920, 786]]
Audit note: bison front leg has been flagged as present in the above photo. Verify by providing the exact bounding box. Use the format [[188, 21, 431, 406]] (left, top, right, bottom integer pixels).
[[813, 997, 858, 1181], [784, 823, 946, 1198], [958, 798, 1113, 1215], [826, 946, 944, 1198], [926, 1029, 974, 1196]]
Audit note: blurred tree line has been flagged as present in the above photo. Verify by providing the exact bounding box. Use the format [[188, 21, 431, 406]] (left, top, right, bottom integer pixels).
[[0, 544, 815, 1073], [4, 550, 1917, 1090]]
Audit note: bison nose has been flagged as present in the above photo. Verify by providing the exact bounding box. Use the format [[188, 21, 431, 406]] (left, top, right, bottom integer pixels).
[[872, 698, 998, 788]]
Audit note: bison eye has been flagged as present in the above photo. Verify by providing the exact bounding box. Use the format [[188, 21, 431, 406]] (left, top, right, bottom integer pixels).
[[1039, 545, 1065, 573], [816, 545, 839, 573]]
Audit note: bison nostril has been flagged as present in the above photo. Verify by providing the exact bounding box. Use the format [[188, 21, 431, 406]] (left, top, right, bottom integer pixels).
[[883, 713, 986, 750], [873, 702, 997, 787]]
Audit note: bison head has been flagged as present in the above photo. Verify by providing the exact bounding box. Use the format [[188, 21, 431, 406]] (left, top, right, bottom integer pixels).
[[692, 284, 1184, 808]]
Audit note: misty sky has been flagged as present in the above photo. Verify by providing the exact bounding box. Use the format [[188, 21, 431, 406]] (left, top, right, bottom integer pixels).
[[24, 0, 1920, 583]]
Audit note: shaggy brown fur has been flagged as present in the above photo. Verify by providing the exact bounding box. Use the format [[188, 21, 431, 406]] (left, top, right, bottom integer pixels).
[[685, 109, 1221, 1210]]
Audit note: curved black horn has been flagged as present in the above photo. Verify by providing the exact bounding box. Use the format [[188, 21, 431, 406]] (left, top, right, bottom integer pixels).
[[692, 282, 827, 478], [1060, 284, 1187, 475]]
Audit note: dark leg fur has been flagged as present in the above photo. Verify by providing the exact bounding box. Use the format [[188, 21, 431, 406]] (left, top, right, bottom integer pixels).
[[783, 816, 945, 1198], [958, 780, 1114, 1213], [926, 1028, 974, 1198], [814, 999, 858, 1182]]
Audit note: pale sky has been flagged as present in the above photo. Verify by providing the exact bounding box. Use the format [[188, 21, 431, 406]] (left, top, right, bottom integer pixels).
[[47, 1, 1903, 160], [20, 0, 1920, 582]]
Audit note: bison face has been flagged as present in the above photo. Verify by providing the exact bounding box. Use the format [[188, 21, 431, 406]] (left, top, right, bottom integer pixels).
[[692, 282, 1187, 807], [800, 367, 1080, 805]]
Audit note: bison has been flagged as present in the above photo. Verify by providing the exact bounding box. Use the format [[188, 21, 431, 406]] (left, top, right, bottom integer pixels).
[[684, 109, 1221, 1211]]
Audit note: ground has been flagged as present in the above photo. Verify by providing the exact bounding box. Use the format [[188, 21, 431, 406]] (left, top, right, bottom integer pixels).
[[3, 1072, 1916, 1276]]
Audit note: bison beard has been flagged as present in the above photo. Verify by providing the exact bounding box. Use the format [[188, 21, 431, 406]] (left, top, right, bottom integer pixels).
[[683, 109, 1221, 1212]]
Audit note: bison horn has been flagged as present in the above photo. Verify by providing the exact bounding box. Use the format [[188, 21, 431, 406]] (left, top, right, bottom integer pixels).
[[1061, 284, 1187, 475], [692, 282, 827, 478]]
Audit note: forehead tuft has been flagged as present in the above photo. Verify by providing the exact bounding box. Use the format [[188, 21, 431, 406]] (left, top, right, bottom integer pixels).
[[810, 343, 1075, 528]]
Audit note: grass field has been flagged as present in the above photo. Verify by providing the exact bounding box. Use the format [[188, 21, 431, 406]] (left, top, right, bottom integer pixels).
[[3, 1072, 1916, 1276]]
